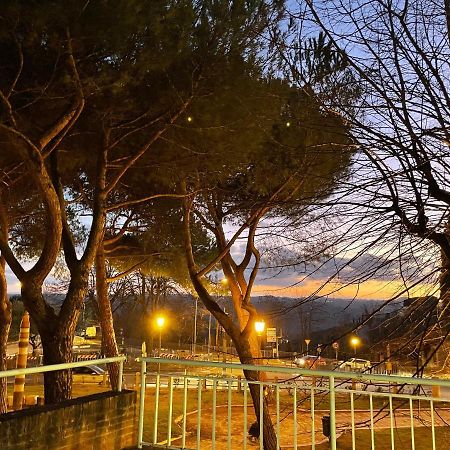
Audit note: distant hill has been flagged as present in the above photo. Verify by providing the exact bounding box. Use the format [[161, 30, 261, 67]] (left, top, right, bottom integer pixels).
[[251, 295, 404, 341], [9, 292, 406, 347]]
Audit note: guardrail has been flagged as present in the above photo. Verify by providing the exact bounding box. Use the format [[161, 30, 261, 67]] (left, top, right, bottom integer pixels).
[[0, 356, 126, 392], [136, 357, 450, 450]]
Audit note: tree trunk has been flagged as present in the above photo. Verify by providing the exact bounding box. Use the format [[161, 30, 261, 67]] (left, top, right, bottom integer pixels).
[[440, 220, 450, 303], [20, 277, 86, 405], [181, 197, 277, 448], [95, 244, 120, 390], [0, 204, 11, 414], [235, 339, 278, 450], [0, 265, 11, 414], [40, 328, 74, 404], [437, 221, 450, 367], [231, 297, 277, 448]]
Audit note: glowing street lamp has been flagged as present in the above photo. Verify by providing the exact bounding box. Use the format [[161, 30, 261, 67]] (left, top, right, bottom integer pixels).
[[156, 316, 165, 329], [254, 319, 265, 356], [155, 315, 166, 356], [350, 336, 361, 355], [254, 319, 265, 337]]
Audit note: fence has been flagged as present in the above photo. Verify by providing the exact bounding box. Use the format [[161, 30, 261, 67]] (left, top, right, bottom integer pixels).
[[136, 357, 450, 450]]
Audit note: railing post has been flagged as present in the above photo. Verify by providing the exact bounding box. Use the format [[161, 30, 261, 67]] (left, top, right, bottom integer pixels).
[[118, 359, 124, 392], [137, 359, 147, 449], [135, 371, 140, 389], [329, 375, 336, 450]]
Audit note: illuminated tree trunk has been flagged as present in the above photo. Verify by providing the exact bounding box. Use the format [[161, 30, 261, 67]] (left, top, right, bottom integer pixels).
[[440, 218, 450, 304], [0, 286, 11, 414], [95, 243, 120, 390], [437, 219, 450, 366], [26, 270, 90, 404], [0, 201, 11, 414], [186, 268, 277, 447], [0, 253, 11, 414], [235, 339, 278, 450], [40, 329, 73, 403]]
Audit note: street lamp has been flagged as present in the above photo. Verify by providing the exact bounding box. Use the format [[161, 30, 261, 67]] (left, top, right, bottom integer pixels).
[[254, 319, 265, 336], [350, 336, 361, 356], [254, 319, 265, 357], [155, 315, 166, 356]]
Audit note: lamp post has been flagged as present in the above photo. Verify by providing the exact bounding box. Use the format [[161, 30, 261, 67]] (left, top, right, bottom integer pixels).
[[254, 319, 265, 357], [193, 296, 198, 355], [350, 336, 361, 356], [207, 312, 212, 360], [155, 315, 165, 356]]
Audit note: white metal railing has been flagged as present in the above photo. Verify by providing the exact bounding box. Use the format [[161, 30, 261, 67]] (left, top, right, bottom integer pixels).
[[0, 356, 126, 392], [136, 357, 450, 450]]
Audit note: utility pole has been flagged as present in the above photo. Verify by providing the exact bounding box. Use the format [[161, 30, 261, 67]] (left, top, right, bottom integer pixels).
[[221, 308, 228, 373], [215, 319, 220, 360], [386, 343, 392, 374], [305, 339, 311, 354], [193, 296, 198, 355], [207, 313, 212, 360]]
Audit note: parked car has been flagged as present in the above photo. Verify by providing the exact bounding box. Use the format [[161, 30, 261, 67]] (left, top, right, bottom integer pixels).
[[72, 364, 107, 383], [72, 364, 105, 375], [294, 355, 327, 368], [339, 358, 372, 371]]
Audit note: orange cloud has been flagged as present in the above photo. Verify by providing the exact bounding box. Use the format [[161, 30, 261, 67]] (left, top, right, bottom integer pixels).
[[253, 278, 437, 300]]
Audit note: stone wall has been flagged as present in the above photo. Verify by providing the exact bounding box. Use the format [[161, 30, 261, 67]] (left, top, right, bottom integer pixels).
[[0, 389, 137, 450]]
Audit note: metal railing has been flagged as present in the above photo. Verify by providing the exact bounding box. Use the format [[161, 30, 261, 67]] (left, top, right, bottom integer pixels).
[[0, 356, 126, 392], [137, 357, 450, 450]]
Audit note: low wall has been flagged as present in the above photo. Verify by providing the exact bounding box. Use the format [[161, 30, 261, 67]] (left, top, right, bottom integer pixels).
[[0, 389, 137, 450]]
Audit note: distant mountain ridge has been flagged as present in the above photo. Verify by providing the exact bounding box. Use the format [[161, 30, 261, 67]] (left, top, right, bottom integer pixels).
[[251, 296, 404, 339], [9, 292, 405, 340]]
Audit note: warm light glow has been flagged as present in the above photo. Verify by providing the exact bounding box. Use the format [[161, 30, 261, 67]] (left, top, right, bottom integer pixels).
[[252, 278, 434, 301], [155, 315, 165, 329], [187, 116, 193, 123], [350, 336, 361, 347], [220, 277, 228, 285], [254, 319, 265, 336], [286, 121, 291, 127]]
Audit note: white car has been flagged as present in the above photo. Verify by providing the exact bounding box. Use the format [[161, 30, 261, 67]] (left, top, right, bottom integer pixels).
[[340, 358, 371, 371]]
